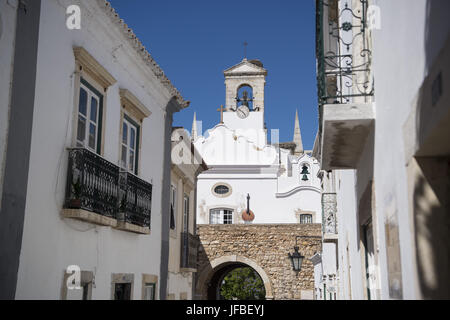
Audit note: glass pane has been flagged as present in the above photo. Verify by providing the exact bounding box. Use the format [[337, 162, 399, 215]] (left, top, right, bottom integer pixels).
[[129, 150, 134, 172], [78, 88, 87, 115], [90, 97, 98, 122], [88, 123, 96, 149], [130, 127, 136, 151], [210, 210, 220, 224], [122, 122, 128, 145], [214, 185, 229, 194], [77, 116, 86, 143], [121, 145, 127, 168]]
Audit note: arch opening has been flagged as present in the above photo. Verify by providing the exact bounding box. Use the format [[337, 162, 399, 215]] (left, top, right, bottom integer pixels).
[[197, 255, 273, 300], [207, 264, 266, 300], [236, 84, 254, 110]]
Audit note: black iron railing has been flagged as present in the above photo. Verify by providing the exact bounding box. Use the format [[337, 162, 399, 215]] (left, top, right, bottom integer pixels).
[[119, 171, 152, 228], [65, 148, 119, 218], [316, 0, 374, 106], [65, 148, 152, 228], [180, 232, 200, 270]]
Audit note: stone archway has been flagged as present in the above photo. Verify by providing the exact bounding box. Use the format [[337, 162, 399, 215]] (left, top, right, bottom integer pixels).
[[195, 224, 322, 300], [196, 255, 274, 300]]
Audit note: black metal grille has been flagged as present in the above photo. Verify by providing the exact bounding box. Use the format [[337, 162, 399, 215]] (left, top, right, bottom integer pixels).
[[64, 148, 152, 228], [316, 0, 374, 106], [119, 171, 152, 228], [65, 148, 119, 218], [180, 232, 200, 269]]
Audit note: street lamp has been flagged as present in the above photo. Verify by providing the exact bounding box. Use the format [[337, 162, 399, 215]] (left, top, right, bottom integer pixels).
[[288, 246, 305, 272], [288, 235, 321, 272]]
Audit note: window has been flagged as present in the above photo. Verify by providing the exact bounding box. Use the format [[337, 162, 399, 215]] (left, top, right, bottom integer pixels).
[[120, 115, 140, 174], [212, 182, 232, 197], [170, 185, 176, 230], [210, 208, 233, 225], [143, 283, 156, 300], [76, 79, 103, 153], [183, 194, 189, 233], [300, 214, 313, 224], [114, 282, 132, 300], [214, 185, 229, 195]]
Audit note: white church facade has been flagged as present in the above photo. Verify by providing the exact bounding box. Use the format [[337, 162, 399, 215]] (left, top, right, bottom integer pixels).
[[193, 59, 322, 225]]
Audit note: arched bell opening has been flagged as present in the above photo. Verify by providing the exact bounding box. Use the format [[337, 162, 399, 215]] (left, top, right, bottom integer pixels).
[[236, 84, 254, 111]]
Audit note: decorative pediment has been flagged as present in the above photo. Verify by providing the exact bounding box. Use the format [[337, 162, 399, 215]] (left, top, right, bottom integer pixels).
[[119, 88, 151, 120], [224, 59, 267, 76], [73, 47, 117, 89]]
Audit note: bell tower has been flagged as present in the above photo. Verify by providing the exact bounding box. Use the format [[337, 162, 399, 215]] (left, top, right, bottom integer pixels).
[[221, 58, 268, 146], [223, 58, 267, 117]]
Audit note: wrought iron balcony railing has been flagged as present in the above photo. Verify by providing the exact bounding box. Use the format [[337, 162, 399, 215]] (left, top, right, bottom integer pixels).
[[180, 232, 200, 270], [65, 148, 119, 218], [64, 148, 152, 229], [119, 171, 152, 228], [316, 0, 374, 106]]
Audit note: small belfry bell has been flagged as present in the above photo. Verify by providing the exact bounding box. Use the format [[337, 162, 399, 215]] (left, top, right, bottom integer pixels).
[[301, 165, 310, 181]]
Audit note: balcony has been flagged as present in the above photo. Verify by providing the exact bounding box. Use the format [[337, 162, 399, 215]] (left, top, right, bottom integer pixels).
[[180, 232, 200, 272], [63, 148, 152, 234], [316, 0, 375, 170], [117, 171, 152, 234]]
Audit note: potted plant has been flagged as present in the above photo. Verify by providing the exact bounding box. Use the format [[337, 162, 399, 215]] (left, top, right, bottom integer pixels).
[[68, 178, 82, 208]]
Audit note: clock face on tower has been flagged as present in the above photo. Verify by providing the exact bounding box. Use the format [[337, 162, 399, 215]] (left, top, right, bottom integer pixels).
[[236, 105, 250, 119]]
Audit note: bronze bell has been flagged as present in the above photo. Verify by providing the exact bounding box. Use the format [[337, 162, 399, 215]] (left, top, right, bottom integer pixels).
[[301, 165, 309, 181]]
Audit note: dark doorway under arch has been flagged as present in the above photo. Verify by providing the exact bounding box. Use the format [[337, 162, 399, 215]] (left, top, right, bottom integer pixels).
[[207, 263, 266, 300]]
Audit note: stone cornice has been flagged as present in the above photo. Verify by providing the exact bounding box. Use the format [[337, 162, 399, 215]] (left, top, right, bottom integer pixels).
[[97, 0, 189, 109]]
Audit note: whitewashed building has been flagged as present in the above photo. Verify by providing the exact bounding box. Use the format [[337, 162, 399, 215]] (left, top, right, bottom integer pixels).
[[193, 59, 322, 225], [0, 0, 188, 299], [313, 0, 450, 300]]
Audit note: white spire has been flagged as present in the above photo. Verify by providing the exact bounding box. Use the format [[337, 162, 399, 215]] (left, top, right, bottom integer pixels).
[[191, 112, 198, 141], [293, 109, 303, 156]]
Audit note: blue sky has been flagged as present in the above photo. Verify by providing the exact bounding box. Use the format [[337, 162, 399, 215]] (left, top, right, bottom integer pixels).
[[109, 0, 318, 149]]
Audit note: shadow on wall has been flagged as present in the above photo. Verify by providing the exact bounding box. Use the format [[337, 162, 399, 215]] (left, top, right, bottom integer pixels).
[[413, 158, 450, 299], [413, 0, 450, 300]]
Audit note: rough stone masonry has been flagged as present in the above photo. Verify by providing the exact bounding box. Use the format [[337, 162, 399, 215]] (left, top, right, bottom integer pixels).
[[196, 224, 322, 300]]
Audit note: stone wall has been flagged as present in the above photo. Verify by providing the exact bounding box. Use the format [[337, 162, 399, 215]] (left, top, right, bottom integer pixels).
[[196, 224, 322, 300]]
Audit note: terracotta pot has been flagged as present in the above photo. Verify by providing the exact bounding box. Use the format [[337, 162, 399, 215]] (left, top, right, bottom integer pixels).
[[241, 209, 255, 222], [68, 198, 81, 208]]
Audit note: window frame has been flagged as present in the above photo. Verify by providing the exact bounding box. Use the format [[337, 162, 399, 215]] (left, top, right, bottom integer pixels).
[[210, 208, 233, 225], [300, 214, 313, 224], [76, 77, 104, 155], [183, 194, 189, 233], [120, 113, 140, 175]]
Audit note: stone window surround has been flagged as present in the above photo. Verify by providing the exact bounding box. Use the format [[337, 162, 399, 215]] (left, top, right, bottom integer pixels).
[[141, 274, 158, 300], [118, 88, 151, 175], [295, 210, 316, 224], [72, 47, 116, 156], [61, 269, 94, 300], [211, 182, 233, 198], [111, 273, 134, 300]]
